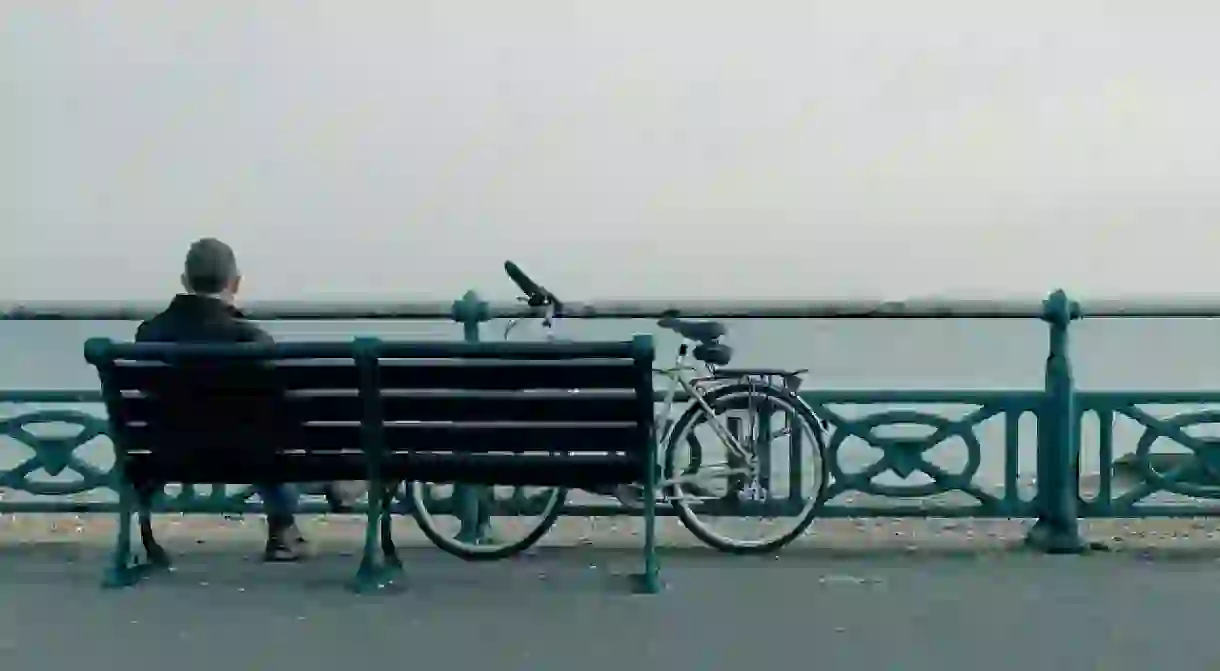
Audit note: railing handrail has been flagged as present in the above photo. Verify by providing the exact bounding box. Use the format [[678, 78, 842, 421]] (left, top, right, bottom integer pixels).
[[0, 298, 1046, 320], [6, 295, 1220, 321]]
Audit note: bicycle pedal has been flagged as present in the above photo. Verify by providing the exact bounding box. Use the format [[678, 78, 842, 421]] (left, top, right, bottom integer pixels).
[[737, 484, 769, 502]]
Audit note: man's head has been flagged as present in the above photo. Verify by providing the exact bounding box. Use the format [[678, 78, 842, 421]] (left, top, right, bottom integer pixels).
[[181, 237, 241, 300]]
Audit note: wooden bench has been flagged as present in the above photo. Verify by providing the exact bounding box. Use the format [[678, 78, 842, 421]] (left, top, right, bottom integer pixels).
[[84, 335, 660, 593]]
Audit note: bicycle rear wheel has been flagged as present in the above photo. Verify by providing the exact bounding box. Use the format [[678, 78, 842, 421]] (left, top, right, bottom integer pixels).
[[664, 381, 828, 554], [408, 482, 567, 561]]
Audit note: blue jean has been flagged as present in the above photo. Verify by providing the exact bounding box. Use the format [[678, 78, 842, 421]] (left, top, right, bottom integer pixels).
[[256, 484, 300, 526]]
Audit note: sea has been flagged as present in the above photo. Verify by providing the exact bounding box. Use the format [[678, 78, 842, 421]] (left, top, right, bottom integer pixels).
[[5, 315, 1220, 499]]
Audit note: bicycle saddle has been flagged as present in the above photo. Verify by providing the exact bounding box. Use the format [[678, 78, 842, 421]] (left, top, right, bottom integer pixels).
[[657, 316, 726, 342], [692, 342, 733, 366]]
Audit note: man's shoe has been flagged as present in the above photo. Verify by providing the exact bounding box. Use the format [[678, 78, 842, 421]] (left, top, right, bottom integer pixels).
[[263, 524, 308, 562]]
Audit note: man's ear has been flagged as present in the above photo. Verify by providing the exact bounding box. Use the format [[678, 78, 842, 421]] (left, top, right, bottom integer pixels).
[[180, 274, 191, 293], [231, 275, 242, 295]]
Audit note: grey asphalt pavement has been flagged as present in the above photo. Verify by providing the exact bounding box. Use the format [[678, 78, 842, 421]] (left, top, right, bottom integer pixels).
[[2, 539, 1220, 671]]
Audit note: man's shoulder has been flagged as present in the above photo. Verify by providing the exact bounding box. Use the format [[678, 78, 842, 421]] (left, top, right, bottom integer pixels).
[[134, 309, 171, 342], [226, 305, 273, 343], [233, 318, 274, 344], [134, 295, 272, 344]]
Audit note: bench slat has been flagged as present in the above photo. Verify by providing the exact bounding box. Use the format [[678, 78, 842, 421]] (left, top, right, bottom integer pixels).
[[103, 359, 642, 392], [92, 339, 644, 362], [124, 451, 371, 484], [117, 391, 643, 423]]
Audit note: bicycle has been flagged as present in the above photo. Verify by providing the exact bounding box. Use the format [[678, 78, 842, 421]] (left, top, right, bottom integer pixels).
[[408, 261, 830, 557]]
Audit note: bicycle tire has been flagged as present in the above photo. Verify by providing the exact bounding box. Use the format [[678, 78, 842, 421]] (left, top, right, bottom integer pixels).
[[408, 482, 568, 561], [664, 381, 829, 554]]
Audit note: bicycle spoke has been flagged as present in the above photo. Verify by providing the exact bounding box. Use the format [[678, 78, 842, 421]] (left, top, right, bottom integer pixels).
[[664, 383, 827, 553]]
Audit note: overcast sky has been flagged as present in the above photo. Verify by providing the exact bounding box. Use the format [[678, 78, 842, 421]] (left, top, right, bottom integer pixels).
[[3, 1, 1218, 301]]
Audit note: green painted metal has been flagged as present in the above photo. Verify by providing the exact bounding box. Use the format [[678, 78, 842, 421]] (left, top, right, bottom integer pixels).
[[1025, 290, 1090, 553], [801, 390, 1038, 516], [0, 387, 1039, 517], [448, 289, 497, 546], [1078, 392, 1220, 517], [8, 289, 1220, 553]]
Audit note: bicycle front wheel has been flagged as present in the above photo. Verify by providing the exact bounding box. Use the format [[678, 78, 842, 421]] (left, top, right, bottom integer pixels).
[[664, 382, 828, 554]]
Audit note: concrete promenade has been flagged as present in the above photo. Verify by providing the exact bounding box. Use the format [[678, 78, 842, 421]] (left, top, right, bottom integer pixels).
[[3, 515, 1220, 670]]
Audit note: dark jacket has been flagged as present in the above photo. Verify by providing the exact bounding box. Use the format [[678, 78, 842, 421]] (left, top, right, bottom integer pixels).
[[133, 294, 287, 469], [136, 294, 272, 344]]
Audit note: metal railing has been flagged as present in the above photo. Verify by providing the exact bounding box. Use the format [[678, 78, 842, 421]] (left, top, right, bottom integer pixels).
[[4, 288, 1220, 553]]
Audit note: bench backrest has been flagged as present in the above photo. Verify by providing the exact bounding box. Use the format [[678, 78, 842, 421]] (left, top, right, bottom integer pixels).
[[367, 338, 655, 486], [85, 339, 369, 484], [85, 336, 655, 486]]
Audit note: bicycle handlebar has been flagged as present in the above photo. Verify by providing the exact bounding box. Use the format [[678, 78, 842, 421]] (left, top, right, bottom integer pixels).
[[504, 260, 562, 310]]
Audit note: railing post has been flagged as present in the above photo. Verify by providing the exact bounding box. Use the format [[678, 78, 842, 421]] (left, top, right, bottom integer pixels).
[[450, 290, 496, 545], [1025, 289, 1089, 553]]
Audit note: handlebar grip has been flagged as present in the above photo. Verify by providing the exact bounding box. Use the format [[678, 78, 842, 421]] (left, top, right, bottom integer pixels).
[[504, 260, 542, 296], [504, 260, 562, 309]]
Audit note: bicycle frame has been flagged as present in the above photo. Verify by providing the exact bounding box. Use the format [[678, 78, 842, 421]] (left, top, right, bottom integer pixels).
[[652, 350, 760, 489], [510, 305, 764, 490]]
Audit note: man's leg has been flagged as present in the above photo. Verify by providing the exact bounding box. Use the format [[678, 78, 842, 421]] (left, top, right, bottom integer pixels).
[[322, 481, 367, 513], [256, 483, 305, 561]]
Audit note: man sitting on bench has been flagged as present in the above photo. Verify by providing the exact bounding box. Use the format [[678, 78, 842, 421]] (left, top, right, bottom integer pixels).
[[135, 237, 311, 561]]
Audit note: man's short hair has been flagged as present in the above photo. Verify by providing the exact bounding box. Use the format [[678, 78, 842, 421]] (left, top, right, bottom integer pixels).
[[183, 238, 239, 294]]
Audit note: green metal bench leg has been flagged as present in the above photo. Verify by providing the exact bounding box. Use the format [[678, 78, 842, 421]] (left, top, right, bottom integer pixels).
[[379, 484, 403, 573], [102, 491, 144, 589], [138, 505, 172, 570], [350, 478, 399, 593], [630, 441, 664, 594]]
